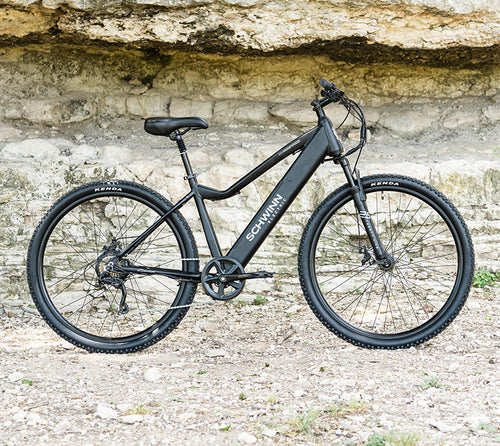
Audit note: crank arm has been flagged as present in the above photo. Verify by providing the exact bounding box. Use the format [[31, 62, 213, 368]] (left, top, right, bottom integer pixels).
[[222, 271, 274, 281]]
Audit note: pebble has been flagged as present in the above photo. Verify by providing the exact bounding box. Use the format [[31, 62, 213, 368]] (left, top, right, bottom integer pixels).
[[143, 367, 163, 382], [8, 372, 24, 383], [206, 349, 228, 357], [95, 403, 118, 419], [465, 412, 490, 428], [293, 389, 306, 398], [178, 412, 196, 421], [12, 411, 27, 422], [285, 304, 303, 314], [0, 288, 498, 445], [119, 415, 144, 424], [26, 412, 45, 426], [262, 428, 277, 437], [237, 432, 257, 445]]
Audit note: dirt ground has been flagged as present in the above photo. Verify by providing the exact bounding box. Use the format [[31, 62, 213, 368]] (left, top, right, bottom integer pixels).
[[0, 284, 498, 446]]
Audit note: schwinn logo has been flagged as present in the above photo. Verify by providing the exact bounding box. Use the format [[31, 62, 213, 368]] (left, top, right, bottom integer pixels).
[[94, 186, 123, 192], [246, 194, 286, 242]]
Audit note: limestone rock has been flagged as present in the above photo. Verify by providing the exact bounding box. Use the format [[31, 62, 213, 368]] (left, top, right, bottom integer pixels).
[[483, 104, 500, 123], [0, 0, 497, 51], [213, 100, 269, 123], [95, 403, 118, 419], [379, 110, 435, 135], [269, 102, 318, 127], [2, 139, 60, 159]]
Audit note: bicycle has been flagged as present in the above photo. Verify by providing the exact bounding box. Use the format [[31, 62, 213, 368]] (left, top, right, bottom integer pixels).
[[27, 79, 475, 353]]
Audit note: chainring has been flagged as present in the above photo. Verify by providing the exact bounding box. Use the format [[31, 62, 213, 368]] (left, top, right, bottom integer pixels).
[[201, 257, 245, 301]]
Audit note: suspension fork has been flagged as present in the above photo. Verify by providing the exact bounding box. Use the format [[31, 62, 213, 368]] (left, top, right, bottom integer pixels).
[[337, 157, 389, 265]]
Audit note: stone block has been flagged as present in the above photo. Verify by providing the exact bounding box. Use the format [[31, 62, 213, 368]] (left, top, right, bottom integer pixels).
[[269, 102, 318, 127], [430, 160, 496, 206], [0, 125, 21, 142], [213, 100, 269, 123], [169, 97, 213, 120], [99, 145, 135, 165], [443, 110, 481, 129], [483, 104, 500, 123], [21, 97, 94, 125], [2, 139, 60, 159], [100, 95, 128, 116], [126, 94, 170, 117], [68, 144, 99, 164], [222, 148, 255, 167], [0, 7, 55, 37], [379, 110, 434, 135]]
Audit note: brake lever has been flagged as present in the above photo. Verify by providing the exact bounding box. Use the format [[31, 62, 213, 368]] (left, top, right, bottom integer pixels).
[[321, 88, 345, 103]]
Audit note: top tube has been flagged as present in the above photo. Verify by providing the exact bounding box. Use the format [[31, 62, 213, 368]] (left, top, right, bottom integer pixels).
[[197, 127, 319, 201]]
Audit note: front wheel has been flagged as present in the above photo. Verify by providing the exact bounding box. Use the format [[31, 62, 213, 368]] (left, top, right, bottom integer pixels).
[[298, 174, 474, 349], [27, 180, 199, 353]]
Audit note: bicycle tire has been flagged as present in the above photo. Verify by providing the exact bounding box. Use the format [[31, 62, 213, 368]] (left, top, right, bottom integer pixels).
[[27, 180, 199, 353], [298, 174, 474, 349]]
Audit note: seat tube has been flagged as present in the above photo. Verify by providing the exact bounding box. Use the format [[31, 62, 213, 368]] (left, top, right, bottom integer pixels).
[[176, 137, 223, 258], [338, 157, 386, 261]]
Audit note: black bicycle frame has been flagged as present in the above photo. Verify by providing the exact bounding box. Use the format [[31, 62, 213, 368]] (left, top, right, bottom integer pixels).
[[118, 115, 386, 281]]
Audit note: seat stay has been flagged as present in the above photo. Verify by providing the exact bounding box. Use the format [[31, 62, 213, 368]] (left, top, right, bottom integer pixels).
[[118, 190, 196, 259]]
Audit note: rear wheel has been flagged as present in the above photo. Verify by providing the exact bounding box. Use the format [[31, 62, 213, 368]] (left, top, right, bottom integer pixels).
[[27, 180, 199, 353], [298, 174, 474, 349]]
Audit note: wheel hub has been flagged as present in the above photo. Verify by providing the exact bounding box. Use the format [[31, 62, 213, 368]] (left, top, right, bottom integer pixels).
[[93, 240, 131, 313], [377, 254, 395, 271]]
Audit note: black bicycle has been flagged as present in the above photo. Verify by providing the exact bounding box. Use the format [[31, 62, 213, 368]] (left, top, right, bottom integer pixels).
[[27, 79, 475, 353]]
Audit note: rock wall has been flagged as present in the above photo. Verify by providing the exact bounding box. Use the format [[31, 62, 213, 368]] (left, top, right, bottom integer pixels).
[[0, 44, 499, 132], [1, 0, 499, 51], [1, 124, 499, 315]]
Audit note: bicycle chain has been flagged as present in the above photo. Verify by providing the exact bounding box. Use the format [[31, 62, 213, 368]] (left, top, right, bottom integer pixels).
[[125, 256, 284, 312]]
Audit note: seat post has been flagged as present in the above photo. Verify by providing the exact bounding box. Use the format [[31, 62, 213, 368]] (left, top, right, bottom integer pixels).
[[170, 132, 223, 258], [171, 131, 198, 190], [171, 130, 188, 153]]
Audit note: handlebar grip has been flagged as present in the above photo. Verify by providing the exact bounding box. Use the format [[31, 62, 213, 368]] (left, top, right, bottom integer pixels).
[[320, 79, 336, 90]]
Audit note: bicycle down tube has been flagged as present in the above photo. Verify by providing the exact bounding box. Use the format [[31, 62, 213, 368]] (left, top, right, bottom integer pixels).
[[227, 124, 334, 267]]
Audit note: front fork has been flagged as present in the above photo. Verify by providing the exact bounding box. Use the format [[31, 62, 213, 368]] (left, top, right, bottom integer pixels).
[[337, 157, 393, 269]]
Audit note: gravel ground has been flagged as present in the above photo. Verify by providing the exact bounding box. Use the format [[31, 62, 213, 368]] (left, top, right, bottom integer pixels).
[[0, 285, 498, 446]]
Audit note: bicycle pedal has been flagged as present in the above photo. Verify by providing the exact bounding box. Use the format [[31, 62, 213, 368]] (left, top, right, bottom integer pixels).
[[251, 271, 274, 279]]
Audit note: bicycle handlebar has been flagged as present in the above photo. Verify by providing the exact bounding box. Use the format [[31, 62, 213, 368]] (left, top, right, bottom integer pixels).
[[319, 78, 345, 104], [319, 78, 335, 90], [316, 78, 367, 157]]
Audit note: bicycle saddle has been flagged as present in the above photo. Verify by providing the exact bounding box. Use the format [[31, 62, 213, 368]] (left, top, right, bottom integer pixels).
[[144, 117, 208, 136]]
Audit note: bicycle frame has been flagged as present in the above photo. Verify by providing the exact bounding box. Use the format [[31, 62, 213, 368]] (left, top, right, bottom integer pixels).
[[118, 112, 386, 282]]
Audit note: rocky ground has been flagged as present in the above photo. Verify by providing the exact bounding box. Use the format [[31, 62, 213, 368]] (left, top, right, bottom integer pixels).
[[0, 283, 498, 446]]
